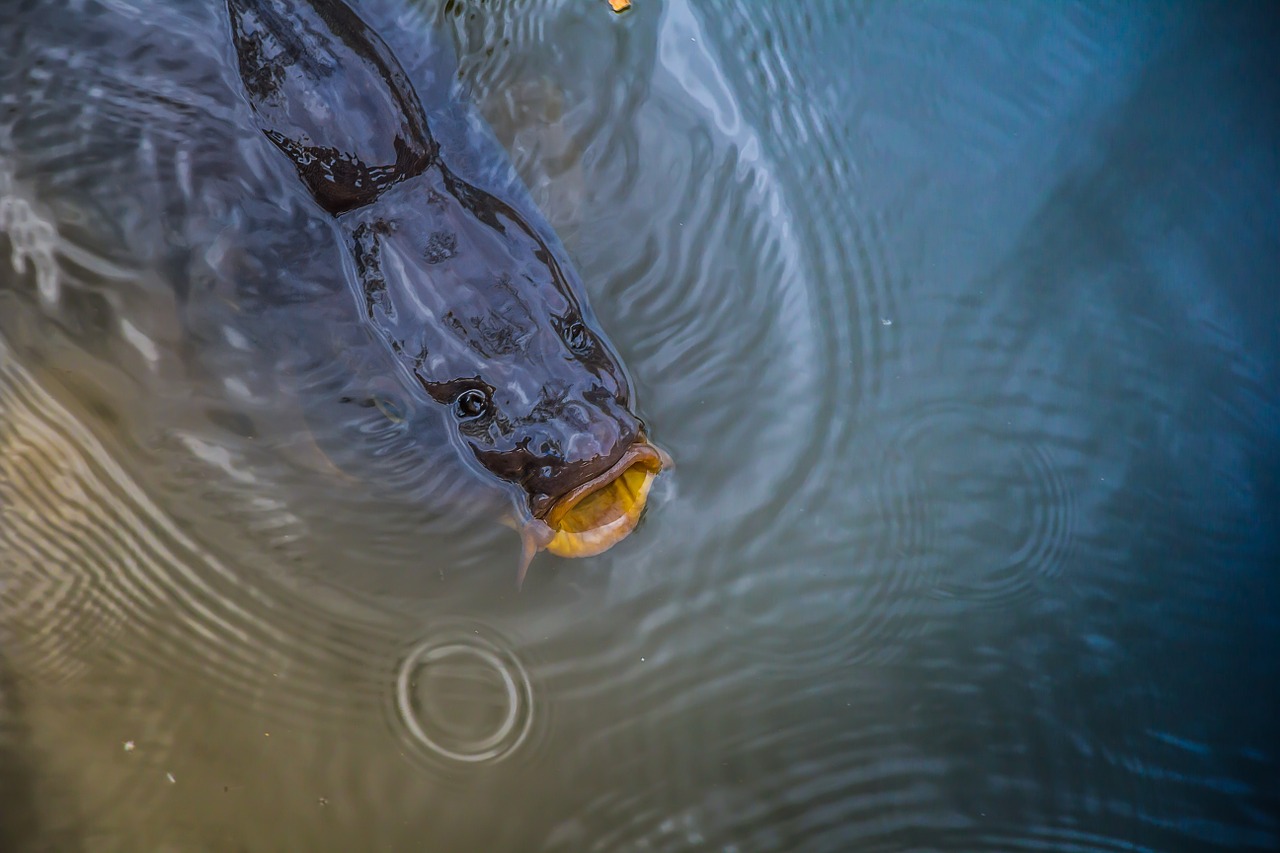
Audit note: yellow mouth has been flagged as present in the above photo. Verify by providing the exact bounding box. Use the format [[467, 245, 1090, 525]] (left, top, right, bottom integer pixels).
[[543, 453, 662, 558], [516, 440, 670, 584]]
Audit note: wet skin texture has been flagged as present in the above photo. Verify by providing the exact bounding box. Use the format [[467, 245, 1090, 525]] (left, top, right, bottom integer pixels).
[[228, 0, 644, 520]]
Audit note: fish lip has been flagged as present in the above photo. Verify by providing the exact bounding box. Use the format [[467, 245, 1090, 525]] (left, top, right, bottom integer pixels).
[[534, 437, 670, 526]]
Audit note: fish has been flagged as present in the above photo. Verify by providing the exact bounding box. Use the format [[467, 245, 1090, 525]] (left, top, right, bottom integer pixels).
[[0, 0, 668, 582]]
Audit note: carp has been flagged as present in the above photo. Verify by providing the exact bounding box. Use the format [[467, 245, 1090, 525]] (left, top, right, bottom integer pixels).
[[0, 0, 668, 582]]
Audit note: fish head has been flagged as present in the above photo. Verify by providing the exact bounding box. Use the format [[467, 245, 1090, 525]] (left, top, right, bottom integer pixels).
[[366, 168, 668, 560]]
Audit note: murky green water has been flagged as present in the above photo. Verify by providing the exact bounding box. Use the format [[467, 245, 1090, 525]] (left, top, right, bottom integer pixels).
[[2, 0, 1278, 850]]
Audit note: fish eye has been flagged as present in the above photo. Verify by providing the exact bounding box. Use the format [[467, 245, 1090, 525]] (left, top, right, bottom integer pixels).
[[373, 395, 406, 423], [563, 320, 591, 355], [453, 388, 490, 420]]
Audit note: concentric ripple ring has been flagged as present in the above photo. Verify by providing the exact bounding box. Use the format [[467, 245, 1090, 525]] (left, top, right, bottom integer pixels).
[[394, 631, 533, 765]]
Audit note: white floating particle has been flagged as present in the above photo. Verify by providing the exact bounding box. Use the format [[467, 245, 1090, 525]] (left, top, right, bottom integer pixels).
[[123, 741, 135, 752], [166, 772, 176, 784]]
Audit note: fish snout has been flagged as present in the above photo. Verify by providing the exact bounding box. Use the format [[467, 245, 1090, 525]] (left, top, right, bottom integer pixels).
[[516, 405, 640, 511]]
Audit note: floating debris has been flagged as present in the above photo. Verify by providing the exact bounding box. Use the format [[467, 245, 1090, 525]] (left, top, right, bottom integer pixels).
[[608, 0, 631, 12]]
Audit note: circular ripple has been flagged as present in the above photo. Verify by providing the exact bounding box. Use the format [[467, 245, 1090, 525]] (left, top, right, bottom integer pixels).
[[413, 0, 903, 685], [390, 625, 534, 767], [877, 402, 1078, 607]]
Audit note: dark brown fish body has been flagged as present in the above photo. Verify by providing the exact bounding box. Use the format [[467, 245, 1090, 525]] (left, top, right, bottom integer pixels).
[[225, 0, 654, 526], [1, 0, 665, 560]]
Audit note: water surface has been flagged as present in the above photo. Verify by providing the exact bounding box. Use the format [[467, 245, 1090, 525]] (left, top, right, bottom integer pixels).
[[1, 0, 1277, 850]]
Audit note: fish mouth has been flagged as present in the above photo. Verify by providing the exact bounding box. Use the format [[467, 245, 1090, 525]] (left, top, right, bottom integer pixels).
[[517, 438, 670, 582]]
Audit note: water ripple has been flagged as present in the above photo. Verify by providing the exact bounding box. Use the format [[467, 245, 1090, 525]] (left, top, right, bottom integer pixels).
[[3, 0, 1276, 848], [387, 622, 538, 769], [875, 401, 1078, 606]]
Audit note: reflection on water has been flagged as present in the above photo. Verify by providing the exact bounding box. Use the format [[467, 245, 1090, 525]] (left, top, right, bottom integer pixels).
[[3, 0, 1279, 850]]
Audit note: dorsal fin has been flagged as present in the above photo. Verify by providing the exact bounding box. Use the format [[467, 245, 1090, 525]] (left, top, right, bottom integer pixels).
[[227, 0, 436, 214]]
